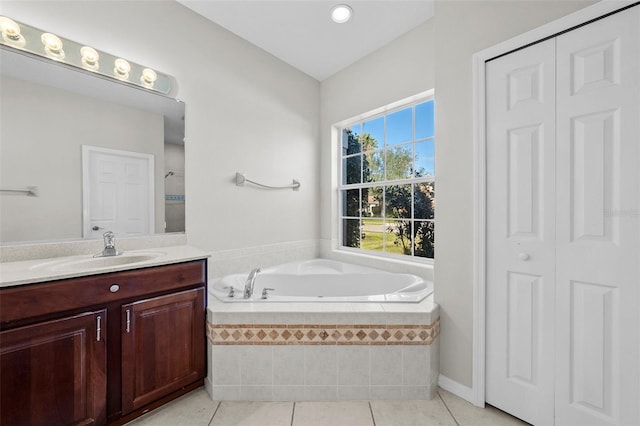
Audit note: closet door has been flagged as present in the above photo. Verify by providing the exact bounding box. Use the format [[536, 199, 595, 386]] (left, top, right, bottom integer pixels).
[[485, 38, 557, 426], [555, 6, 640, 426]]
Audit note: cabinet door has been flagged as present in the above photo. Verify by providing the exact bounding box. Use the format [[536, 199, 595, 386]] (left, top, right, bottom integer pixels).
[[121, 288, 205, 414], [0, 310, 107, 426], [485, 38, 557, 425], [555, 6, 640, 425]]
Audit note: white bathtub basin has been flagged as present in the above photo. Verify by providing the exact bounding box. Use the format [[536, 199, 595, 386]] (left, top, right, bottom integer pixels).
[[211, 259, 433, 303]]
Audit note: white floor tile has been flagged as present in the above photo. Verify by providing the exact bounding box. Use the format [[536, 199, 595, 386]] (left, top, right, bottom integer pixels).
[[125, 389, 217, 426], [438, 389, 530, 426], [211, 401, 293, 426], [293, 401, 374, 426], [371, 399, 456, 426], [124, 385, 528, 426]]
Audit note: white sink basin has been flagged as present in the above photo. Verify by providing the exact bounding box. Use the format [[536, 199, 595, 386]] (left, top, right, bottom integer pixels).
[[30, 251, 166, 272]]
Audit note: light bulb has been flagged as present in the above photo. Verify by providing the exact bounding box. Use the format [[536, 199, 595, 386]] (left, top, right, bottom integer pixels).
[[331, 4, 353, 24], [0, 16, 25, 47], [80, 46, 99, 66], [114, 58, 131, 79], [140, 68, 157, 86], [41, 32, 63, 53], [0, 16, 21, 40]]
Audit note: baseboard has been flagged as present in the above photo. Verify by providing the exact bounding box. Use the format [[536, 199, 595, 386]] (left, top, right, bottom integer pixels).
[[438, 374, 474, 404], [204, 375, 217, 404]]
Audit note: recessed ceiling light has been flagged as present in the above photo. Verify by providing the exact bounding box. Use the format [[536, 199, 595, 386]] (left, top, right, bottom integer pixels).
[[331, 4, 353, 24]]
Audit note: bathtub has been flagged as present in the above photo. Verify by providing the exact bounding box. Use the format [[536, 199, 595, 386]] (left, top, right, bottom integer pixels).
[[207, 258, 439, 401], [210, 259, 433, 303]]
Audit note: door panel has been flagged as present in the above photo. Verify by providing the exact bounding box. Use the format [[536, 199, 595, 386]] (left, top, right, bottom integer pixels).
[[506, 272, 542, 385], [507, 125, 543, 238], [485, 38, 556, 426], [555, 6, 639, 425], [0, 310, 107, 426], [121, 288, 205, 414], [569, 110, 618, 242], [569, 281, 617, 416]]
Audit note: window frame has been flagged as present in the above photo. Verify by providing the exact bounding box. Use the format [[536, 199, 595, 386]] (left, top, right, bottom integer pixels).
[[335, 90, 435, 263]]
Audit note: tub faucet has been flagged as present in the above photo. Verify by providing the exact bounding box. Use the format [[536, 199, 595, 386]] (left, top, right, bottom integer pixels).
[[243, 268, 261, 299], [94, 231, 123, 257]]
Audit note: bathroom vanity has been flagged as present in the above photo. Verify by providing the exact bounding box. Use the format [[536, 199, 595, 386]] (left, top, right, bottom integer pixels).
[[0, 249, 208, 425]]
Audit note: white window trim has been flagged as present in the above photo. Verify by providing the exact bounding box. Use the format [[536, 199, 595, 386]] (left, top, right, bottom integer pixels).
[[332, 89, 435, 264]]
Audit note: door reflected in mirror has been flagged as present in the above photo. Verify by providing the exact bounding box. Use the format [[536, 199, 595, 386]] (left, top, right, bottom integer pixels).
[[0, 47, 185, 244]]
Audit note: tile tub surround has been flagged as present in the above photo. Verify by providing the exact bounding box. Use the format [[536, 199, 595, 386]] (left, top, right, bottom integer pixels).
[[206, 294, 439, 401], [206, 239, 319, 280]]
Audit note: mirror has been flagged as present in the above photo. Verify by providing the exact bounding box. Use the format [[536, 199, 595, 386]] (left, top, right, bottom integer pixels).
[[0, 47, 185, 244]]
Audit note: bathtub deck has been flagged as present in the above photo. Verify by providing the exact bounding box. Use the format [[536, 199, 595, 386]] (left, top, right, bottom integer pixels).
[[207, 293, 438, 325]]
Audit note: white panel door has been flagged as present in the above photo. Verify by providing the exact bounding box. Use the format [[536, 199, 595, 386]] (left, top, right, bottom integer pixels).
[[83, 146, 154, 238], [555, 6, 639, 425], [485, 38, 557, 426]]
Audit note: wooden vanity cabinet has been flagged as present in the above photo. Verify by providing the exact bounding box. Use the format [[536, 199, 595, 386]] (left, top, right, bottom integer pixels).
[[0, 310, 107, 426], [121, 288, 205, 414], [0, 259, 207, 426]]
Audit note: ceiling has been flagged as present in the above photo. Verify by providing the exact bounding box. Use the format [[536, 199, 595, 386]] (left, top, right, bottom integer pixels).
[[177, 1, 434, 81]]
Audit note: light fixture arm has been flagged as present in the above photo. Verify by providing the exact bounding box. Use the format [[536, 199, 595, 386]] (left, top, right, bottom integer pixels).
[[0, 15, 172, 95]]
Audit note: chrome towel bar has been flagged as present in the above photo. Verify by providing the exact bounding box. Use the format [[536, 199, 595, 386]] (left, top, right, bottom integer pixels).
[[1, 186, 38, 196], [235, 172, 300, 191]]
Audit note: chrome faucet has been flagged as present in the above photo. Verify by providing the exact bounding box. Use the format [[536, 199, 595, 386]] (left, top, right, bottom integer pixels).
[[243, 268, 261, 299], [94, 231, 123, 257]]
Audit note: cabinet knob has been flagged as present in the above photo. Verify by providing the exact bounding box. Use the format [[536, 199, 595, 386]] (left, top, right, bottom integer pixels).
[[109, 284, 120, 293], [518, 253, 530, 261]]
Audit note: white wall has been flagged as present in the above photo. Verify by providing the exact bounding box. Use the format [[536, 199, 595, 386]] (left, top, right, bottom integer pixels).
[[1, 0, 599, 393], [320, 0, 596, 389], [0, 76, 164, 242], [0, 0, 320, 253], [433, 0, 596, 389]]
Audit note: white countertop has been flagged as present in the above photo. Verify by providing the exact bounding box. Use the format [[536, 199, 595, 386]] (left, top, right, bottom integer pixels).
[[0, 245, 209, 288]]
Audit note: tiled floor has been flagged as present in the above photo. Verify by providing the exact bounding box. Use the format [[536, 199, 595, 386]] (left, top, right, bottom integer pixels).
[[126, 387, 529, 426]]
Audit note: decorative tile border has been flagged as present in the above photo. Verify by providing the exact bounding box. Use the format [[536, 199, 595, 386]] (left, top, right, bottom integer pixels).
[[207, 318, 440, 346]]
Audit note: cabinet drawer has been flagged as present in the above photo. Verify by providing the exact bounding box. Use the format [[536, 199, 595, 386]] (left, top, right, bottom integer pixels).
[[0, 260, 206, 327]]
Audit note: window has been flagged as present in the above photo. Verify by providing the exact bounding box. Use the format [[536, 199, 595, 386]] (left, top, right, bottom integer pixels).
[[338, 95, 435, 259]]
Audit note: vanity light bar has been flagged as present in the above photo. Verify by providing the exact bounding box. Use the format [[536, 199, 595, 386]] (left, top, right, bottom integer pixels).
[[0, 16, 171, 95]]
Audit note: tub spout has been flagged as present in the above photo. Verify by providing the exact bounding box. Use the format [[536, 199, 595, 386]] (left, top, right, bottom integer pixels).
[[243, 268, 261, 299]]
